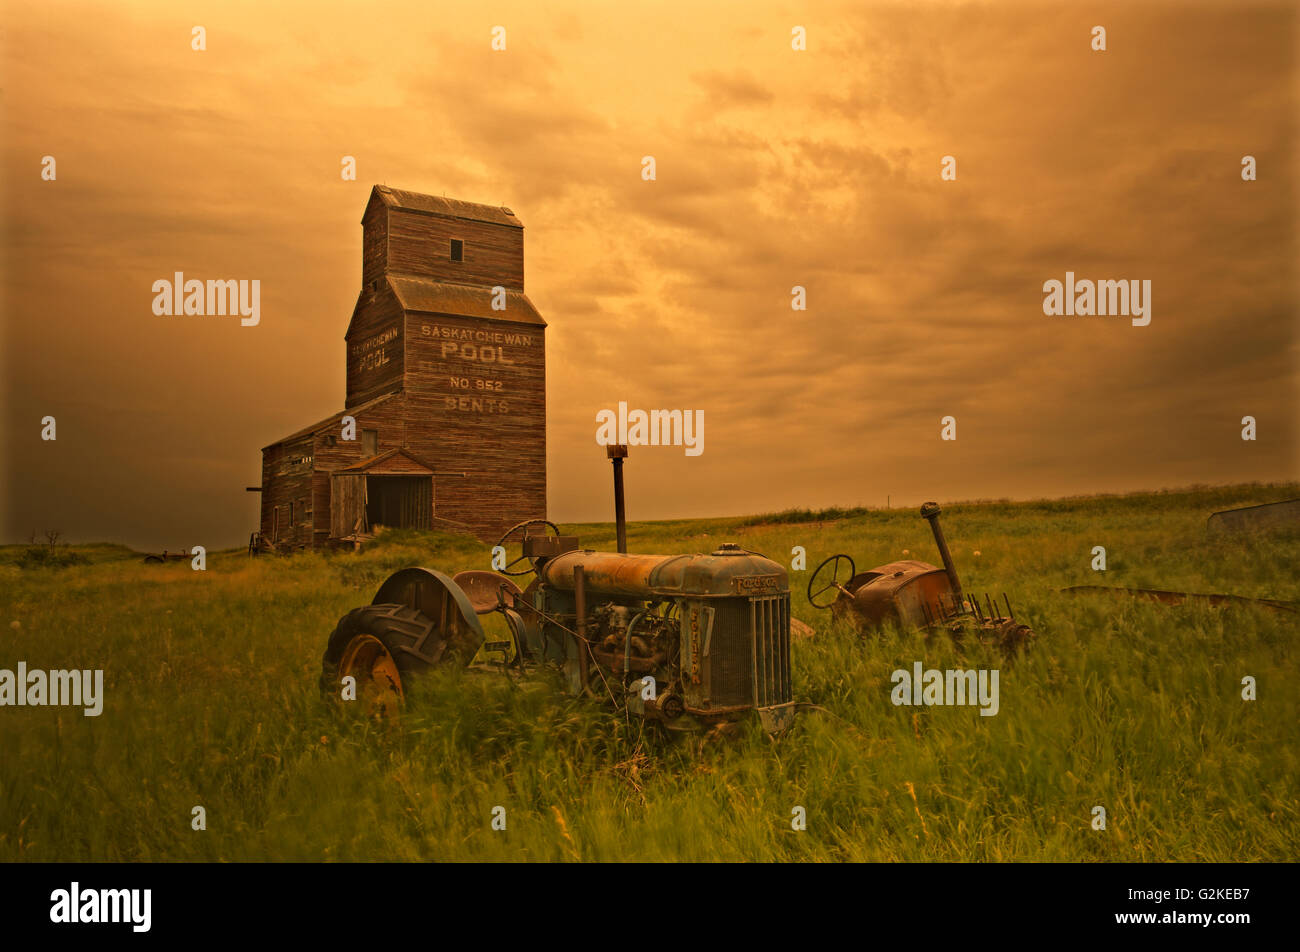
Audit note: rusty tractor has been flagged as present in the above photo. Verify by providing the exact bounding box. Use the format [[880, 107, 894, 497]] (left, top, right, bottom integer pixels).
[[320, 446, 796, 734], [807, 502, 1033, 651]]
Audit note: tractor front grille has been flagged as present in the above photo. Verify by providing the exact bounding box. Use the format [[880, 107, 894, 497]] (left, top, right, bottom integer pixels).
[[751, 594, 791, 707], [707, 602, 752, 707], [699, 595, 792, 709]]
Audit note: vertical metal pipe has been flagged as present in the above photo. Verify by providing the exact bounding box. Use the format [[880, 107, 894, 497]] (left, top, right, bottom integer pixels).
[[920, 502, 964, 606], [613, 458, 627, 554], [608, 444, 628, 554]]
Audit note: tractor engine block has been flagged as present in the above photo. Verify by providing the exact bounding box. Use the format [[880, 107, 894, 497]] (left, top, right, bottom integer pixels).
[[530, 542, 795, 733]]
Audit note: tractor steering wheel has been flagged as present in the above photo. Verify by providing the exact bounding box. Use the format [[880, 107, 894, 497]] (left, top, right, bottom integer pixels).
[[807, 554, 857, 609], [494, 518, 561, 577]]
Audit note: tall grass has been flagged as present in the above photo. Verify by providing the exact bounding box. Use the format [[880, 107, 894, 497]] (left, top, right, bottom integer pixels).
[[1, 483, 1296, 861]]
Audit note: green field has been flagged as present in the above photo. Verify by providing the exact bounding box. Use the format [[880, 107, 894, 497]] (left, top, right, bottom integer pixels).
[[1, 483, 1296, 862]]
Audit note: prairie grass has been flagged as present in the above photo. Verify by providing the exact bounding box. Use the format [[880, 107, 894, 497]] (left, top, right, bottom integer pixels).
[[1, 482, 1296, 861]]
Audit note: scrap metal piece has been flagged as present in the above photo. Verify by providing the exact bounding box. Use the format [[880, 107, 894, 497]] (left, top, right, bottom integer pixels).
[[1060, 585, 1298, 614], [757, 701, 796, 735], [1207, 498, 1300, 535]]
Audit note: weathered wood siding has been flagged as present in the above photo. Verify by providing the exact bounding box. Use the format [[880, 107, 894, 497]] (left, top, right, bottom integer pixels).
[[311, 397, 409, 538], [361, 201, 387, 289], [311, 470, 333, 546], [362, 455, 435, 474], [407, 478, 434, 528], [260, 437, 314, 545], [404, 312, 546, 540], [330, 474, 367, 538], [345, 285, 405, 408], [386, 209, 524, 290]]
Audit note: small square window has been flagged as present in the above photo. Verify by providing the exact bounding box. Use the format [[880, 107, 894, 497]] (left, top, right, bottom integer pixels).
[[450, 239, 464, 262]]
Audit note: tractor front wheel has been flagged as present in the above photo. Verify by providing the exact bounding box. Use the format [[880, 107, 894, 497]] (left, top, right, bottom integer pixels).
[[320, 603, 448, 716]]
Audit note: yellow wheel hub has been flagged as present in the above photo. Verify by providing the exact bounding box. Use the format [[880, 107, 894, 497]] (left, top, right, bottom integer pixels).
[[339, 634, 405, 717]]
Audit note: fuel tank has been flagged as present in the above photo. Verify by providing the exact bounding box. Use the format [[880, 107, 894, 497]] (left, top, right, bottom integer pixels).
[[539, 543, 788, 598]]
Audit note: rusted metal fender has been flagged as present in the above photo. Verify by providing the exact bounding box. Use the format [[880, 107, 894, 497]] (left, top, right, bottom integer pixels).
[[833, 560, 953, 628], [372, 567, 486, 655]]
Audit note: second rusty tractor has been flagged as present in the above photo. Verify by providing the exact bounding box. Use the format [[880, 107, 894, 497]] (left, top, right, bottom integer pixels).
[[807, 502, 1033, 650]]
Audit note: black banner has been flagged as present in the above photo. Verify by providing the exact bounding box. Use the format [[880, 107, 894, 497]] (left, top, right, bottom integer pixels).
[[0, 862, 1277, 940]]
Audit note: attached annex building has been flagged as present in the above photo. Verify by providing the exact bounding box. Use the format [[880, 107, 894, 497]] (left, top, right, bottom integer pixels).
[[257, 185, 547, 547]]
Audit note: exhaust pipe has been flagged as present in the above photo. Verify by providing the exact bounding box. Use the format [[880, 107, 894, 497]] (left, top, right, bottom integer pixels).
[[920, 502, 964, 606], [608, 444, 628, 554]]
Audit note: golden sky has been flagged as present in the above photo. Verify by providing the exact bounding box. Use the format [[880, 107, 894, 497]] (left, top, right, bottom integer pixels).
[[3, 0, 1297, 548]]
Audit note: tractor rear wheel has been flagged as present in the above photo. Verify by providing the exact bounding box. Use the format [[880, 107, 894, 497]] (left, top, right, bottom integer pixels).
[[320, 603, 450, 716]]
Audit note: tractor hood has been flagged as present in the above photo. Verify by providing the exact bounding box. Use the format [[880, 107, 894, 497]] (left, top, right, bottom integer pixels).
[[539, 544, 788, 598]]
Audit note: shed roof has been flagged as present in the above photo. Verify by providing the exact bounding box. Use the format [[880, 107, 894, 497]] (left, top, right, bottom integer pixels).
[[261, 392, 399, 451], [336, 448, 438, 475], [388, 276, 546, 327], [368, 185, 522, 228]]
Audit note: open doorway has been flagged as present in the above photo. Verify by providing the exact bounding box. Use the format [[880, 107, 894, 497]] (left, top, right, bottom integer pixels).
[[365, 475, 432, 530]]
